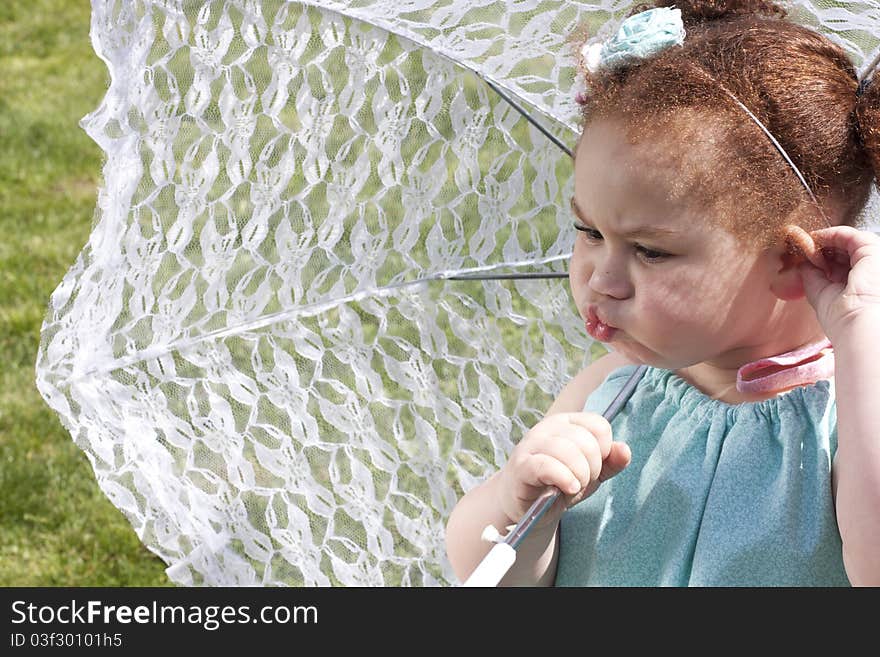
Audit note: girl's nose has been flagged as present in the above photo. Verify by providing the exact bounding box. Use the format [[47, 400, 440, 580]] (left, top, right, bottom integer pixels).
[[588, 256, 631, 300]]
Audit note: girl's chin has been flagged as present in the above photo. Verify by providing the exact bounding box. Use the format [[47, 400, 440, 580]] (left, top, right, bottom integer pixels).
[[608, 341, 660, 367]]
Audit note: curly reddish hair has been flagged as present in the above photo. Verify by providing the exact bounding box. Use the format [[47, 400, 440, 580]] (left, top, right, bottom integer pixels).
[[574, 0, 877, 251]]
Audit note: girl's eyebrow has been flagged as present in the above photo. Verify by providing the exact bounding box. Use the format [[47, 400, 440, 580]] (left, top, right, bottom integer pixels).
[[570, 197, 681, 239]]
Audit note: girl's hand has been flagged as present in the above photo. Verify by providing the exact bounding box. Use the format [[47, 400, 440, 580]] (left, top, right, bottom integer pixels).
[[496, 412, 632, 530], [794, 225, 880, 340]]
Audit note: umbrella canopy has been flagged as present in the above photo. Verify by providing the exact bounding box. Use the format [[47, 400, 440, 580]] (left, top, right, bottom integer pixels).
[[36, 0, 880, 585]]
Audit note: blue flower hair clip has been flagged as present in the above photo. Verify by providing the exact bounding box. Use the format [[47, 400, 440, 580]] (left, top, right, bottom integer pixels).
[[581, 6, 686, 73]]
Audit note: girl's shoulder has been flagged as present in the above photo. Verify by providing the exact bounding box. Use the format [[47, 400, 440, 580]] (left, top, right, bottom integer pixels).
[[546, 350, 638, 416]]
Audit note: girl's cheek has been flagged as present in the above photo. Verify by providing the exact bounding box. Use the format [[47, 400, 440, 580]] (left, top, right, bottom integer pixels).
[[569, 250, 592, 283], [639, 285, 688, 322]]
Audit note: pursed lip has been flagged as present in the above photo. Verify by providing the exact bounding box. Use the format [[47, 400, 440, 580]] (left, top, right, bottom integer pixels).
[[587, 304, 617, 329]]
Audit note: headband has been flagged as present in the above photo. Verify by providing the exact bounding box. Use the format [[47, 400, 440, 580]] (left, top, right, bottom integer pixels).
[[580, 7, 831, 227]]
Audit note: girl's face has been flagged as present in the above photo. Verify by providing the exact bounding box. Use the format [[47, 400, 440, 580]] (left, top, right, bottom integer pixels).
[[570, 118, 815, 373]]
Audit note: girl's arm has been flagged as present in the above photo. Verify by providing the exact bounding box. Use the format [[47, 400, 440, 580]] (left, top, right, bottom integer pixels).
[[830, 310, 880, 585], [796, 226, 880, 585]]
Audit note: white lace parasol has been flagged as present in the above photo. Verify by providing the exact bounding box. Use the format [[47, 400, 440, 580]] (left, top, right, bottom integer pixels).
[[36, 0, 880, 586]]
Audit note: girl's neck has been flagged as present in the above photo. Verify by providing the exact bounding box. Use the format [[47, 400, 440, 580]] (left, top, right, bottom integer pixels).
[[674, 326, 831, 405]]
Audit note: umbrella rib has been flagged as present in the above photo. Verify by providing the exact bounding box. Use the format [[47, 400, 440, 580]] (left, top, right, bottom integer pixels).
[[69, 255, 572, 382], [859, 45, 880, 82], [481, 77, 573, 158], [448, 271, 568, 280], [295, 0, 577, 151]]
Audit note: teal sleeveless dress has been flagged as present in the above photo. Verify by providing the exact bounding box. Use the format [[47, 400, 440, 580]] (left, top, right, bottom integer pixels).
[[555, 364, 849, 586]]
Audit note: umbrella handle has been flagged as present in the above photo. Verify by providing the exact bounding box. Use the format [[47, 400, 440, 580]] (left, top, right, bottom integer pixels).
[[461, 542, 517, 587]]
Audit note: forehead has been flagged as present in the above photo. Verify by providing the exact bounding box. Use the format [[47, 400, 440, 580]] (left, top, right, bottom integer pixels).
[[573, 116, 727, 238], [576, 117, 698, 196]]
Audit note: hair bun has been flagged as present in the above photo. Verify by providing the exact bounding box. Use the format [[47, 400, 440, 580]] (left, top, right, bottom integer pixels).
[[641, 0, 787, 25]]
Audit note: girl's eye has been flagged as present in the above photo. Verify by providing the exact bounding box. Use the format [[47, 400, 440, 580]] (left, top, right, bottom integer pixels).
[[574, 224, 603, 241], [636, 247, 669, 262], [573, 223, 670, 262]]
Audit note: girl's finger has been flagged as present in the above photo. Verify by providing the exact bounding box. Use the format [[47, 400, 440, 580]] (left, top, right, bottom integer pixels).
[[542, 411, 613, 458], [809, 226, 880, 268], [564, 426, 606, 482], [597, 442, 632, 483], [567, 442, 633, 507], [526, 453, 583, 495], [530, 430, 597, 489]]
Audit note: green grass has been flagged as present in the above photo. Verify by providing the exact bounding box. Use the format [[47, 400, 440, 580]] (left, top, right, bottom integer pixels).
[[0, 0, 171, 585]]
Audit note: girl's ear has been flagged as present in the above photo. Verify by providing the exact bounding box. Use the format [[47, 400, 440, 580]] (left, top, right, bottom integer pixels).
[[781, 224, 829, 273], [770, 224, 826, 301]]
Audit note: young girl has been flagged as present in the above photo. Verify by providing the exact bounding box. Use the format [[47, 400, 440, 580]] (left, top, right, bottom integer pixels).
[[445, 0, 880, 586]]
